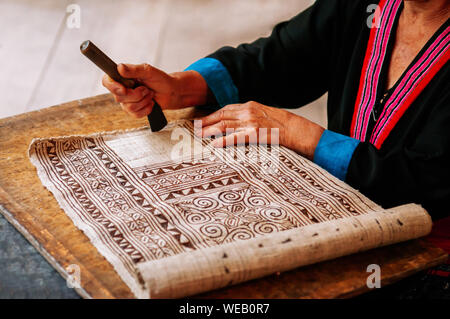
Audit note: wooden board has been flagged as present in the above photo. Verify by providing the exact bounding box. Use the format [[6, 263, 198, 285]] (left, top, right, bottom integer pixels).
[[0, 94, 447, 299]]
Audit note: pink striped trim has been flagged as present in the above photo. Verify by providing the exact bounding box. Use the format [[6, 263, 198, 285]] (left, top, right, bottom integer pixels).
[[350, 0, 388, 139], [352, 0, 402, 140], [358, 0, 402, 140], [370, 28, 450, 145]]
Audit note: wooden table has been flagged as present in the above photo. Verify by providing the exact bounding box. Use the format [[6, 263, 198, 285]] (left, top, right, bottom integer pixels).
[[0, 94, 447, 299]]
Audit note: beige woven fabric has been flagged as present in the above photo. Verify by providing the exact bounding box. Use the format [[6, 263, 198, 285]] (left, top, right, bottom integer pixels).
[[29, 120, 432, 298]]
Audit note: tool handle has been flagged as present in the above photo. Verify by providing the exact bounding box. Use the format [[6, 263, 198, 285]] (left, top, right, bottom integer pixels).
[[80, 40, 167, 132]]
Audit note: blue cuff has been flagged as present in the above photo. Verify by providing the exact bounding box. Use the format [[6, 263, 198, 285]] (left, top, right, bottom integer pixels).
[[185, 58, 239, 108], [313, 130, 360, 181]]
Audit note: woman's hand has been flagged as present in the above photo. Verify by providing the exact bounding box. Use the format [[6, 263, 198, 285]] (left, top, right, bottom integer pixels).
[[102, 63, 210, 118], [196, 101, 325, 160]]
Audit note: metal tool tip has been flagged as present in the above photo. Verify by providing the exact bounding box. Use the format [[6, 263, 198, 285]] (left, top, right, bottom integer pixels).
[[80, 40, 90, 51]]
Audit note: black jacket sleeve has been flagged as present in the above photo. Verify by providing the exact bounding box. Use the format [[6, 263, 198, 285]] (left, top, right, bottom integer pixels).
[[207, 0, 345, 108], [346, 88, 450, 220]]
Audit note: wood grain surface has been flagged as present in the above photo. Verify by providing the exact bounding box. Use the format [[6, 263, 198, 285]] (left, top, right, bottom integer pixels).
[[0, 94, 447, 298]]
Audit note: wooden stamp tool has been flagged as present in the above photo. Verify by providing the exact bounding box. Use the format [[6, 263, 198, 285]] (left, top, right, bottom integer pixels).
[[80, 40, 167, 132]]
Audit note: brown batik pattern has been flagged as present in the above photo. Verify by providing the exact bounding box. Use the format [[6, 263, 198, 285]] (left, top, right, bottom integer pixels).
[[31, 124, 379, 275], [136, 157, 299, 245]]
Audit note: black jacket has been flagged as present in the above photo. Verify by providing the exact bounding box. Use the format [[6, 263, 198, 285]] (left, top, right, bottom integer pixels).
[[206, 0, 450, 219]]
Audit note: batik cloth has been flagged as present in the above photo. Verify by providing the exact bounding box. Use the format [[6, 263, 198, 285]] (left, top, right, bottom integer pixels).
[[29, 121, 431, 298]]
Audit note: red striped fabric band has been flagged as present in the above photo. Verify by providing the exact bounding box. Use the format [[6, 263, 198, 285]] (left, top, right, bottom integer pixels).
[[350, 0, 450, 149]]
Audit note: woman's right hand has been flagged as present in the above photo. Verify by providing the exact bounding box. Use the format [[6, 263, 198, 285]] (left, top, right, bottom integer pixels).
[[102, 63, 188, 118]]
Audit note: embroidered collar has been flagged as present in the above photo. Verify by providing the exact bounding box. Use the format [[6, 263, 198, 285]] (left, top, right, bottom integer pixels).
[[350, 0, 450, 149]]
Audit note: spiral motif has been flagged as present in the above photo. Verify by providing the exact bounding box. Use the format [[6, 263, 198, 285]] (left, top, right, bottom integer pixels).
[[186, 211, 212, 224], [259, 207, 287, 221], [254, 221, 278, 235], [200, 223, 227, 239], [244, 194, 269, 207], [192, 197, 219, 210], [218, 190, 242, 203], [228, 228, 254, 241]]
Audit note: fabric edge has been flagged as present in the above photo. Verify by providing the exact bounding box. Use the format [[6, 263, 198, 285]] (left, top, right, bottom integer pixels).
[[280, 144, 381, 211], [28, 140, 149, 299]]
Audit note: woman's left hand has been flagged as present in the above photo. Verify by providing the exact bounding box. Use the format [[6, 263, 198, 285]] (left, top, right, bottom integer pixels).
[[196, 101, 325, 160]]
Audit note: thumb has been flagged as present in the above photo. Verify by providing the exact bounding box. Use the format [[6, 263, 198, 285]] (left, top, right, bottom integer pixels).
[[117, 63, 167, 81]]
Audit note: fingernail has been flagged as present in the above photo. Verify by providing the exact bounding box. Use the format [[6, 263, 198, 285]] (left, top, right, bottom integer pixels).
[[141, 87, 150, 96], [119, 63, 128, 71]]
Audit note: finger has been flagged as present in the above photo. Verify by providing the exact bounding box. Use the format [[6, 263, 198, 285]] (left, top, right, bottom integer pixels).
[[122, 91, 155, 113], [200, 120, 242, 137], [102, 75, 126, 95], [115, 86, 151, 103], [211, 128, 258, 148], [118, 63, 168, 82], [133, 104, 154, 119], [199, 106, 244, 127]]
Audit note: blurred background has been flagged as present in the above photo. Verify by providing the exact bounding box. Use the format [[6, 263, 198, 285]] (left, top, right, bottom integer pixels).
[[0, 0, 326, 125]]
